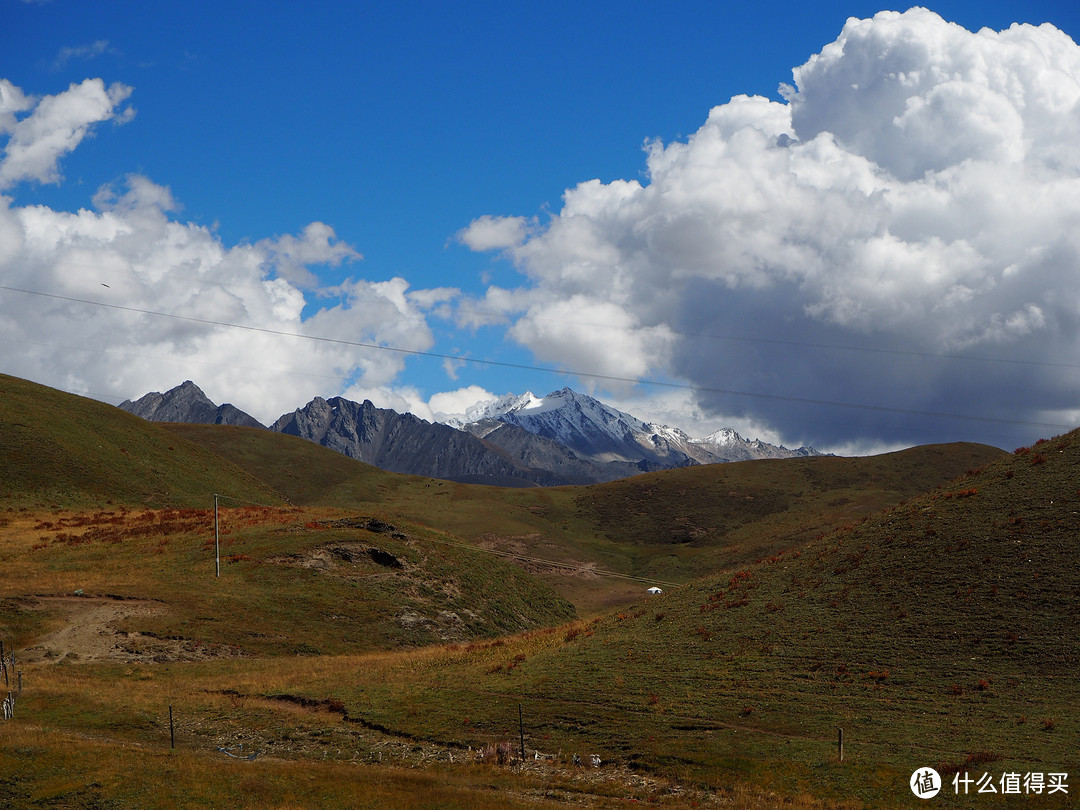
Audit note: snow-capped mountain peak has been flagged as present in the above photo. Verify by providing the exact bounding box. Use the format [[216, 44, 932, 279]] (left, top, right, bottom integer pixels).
[[692, 426, 818, 461], [446, 387, 690, 467], [700, 427, 745, 446], [443, 391, 541, 428], [442, 386, 820, 469]]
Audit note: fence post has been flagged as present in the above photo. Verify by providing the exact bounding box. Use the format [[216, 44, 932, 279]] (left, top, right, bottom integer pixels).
[[518, 703, 526, 763], [170, 705, 175, 749], [214, 495, 220, 578], [837, 727, 844, 762]]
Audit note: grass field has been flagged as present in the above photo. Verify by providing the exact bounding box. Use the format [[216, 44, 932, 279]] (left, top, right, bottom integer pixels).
[[3, 374, 1073, 807], [167, 421, 1004, 615]]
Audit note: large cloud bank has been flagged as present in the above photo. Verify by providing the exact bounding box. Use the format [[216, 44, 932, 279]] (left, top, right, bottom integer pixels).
[[461, 9, 1080, 448], [0, 79, 452, 423]]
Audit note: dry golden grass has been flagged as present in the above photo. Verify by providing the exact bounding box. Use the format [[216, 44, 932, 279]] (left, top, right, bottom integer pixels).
[[6, 376, 1073, 807]]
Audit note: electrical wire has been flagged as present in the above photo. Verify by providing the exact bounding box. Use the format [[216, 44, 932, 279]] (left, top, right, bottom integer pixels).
[[0, 282, 1073, 432]]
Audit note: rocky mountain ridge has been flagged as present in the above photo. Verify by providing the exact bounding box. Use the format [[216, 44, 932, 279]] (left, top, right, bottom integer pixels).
[[270, 395, 571, 486], [120, 381, 822, 485], [120, 381, 264, 429], [444, 387, 818, 468]]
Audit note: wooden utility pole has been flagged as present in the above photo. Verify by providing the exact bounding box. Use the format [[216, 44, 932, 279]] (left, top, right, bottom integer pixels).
[[837, 728, 844, 762], [518, 703, 526, 763], [170, 705, 175, 749], [214, 494, 220, 578]]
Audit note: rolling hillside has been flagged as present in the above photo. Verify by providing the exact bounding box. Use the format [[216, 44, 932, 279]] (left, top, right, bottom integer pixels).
[[0, 376, 577, 656], [4, 372, 1062, 807], [0, 373, 283, 509], [167, 420, 1004, 612], [296, 427, 1077, 805]]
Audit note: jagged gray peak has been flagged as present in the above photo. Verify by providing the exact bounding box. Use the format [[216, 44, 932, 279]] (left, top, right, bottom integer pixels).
[[459, 419, 658, 484], [119, 381, 264, 428], [271, 396, 571, 486], [447, 387, 821, 466], [121, 381, 823, 486]]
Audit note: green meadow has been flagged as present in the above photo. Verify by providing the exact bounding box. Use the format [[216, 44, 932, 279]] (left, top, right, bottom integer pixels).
[[3, 373, 1074, 807]]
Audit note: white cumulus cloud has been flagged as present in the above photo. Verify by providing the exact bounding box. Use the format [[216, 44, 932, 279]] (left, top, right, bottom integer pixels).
[[0, 78, 134, 189], [463, 8, 1080, 449], [0, 79, 445, 424]]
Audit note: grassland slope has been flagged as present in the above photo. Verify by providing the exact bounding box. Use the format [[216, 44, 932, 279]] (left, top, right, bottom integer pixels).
[[0, 376, 577, 654], [163, 422, 413, 508], [287, 429, 1076, 805], [570, 441, 1005, 567], [168, 420, 1005, 612], [0, 374, 283, 508]]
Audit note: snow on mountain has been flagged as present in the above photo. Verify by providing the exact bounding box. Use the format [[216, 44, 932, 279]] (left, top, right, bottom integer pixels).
[[443, 391, 542, 429], [442, 387, 676, 466], [701, 427, 743, 446], [124, 380, 823, 484], [693, 427, 818, 462], [499, 389, 650, 457], [444, 387, 820, 467]]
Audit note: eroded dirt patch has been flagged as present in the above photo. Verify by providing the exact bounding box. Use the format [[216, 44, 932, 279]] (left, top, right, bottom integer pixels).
[[18, 595, 244, 664], [267, 542, 406, 574], [475, 533, 602, 580]]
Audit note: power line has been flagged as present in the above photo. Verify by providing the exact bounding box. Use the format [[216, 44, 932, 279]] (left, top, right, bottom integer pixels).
[[453, 302, 1080, 372], [0, 334, 356, 385], [9, 248, 1072, 371], [0, 283, 1073, 432]]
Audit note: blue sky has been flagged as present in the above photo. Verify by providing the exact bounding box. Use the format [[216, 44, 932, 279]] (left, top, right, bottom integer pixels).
[[3, 1, 1080, 453]]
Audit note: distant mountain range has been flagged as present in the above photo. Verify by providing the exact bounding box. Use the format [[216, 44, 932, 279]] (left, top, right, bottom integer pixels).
[[120, 382, 821, 485]]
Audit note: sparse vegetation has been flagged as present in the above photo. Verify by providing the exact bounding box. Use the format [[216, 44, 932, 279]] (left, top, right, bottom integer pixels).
[[2, 374, 1076, 807]]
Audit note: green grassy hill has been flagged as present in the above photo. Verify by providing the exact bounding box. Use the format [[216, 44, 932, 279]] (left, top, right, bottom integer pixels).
[[168, 421, 1005, 613], [5, 372, 1060, 807], [302, 428, 1077, 805], [162, 422, 416, 508], [0, 376, 576, 654], [0, 374, 283, 509]]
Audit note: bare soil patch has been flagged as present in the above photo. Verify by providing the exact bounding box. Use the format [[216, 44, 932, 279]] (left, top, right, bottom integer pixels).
[[18, 595, 244, 664]]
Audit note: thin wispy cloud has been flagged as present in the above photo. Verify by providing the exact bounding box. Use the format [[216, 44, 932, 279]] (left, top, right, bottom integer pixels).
[[52, 40, 118, 72]]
